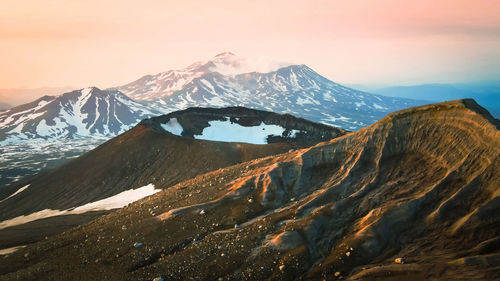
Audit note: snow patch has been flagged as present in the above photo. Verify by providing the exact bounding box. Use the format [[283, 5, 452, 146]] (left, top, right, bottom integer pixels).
[[0, 184, 159, 229], [160, 118, 184, 136], [354, 101, 366, 108], [296, 97, 313, 105], [72, 183, 159, 212], [0, 245, 26, 256], [288, 129, 304, 137]]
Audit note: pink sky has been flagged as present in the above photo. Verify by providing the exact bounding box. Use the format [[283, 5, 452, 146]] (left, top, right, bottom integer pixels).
[[0, 0, 499, 90]]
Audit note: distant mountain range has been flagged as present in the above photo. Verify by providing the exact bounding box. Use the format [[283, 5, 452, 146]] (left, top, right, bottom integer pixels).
[[115, 52, 423, 130], [0, 53, 425, 189], [0, 53, 424, 146], [353, 82, 500, 118]]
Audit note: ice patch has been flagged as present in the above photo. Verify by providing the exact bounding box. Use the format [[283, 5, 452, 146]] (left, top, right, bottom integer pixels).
[[195, 118, 285, 144], [323, 92, 338, 103], [208, 96, 229, 107], [160, 118, 184, 136], [200, 79, 217, 94], [0, 209, 68, 229]]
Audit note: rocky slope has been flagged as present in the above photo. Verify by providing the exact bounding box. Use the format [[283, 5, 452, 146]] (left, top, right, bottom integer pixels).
[[0, 107, 344, 250], [1, 99, 498, 280]]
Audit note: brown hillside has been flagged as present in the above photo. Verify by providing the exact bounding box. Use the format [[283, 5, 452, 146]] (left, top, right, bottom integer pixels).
[[0, 99, 499, 281]]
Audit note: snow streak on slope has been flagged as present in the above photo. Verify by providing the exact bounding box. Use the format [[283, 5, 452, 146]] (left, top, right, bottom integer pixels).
[[0, 185, 29, 204], [0, 184, 159, 229]]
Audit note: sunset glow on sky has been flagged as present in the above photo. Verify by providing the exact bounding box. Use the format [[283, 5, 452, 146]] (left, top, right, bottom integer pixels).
[[1, 0, 499, 90]]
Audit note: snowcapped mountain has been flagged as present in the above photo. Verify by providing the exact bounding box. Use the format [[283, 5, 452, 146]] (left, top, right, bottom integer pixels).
[[141, 63, 424, 130], [117, 52, 248, 101], [115, 52, 424, 130], [0, 87, 159, 144]]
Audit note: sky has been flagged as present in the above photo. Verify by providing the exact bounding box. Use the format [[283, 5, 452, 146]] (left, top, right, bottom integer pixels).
[[1, 0, 499, 93]]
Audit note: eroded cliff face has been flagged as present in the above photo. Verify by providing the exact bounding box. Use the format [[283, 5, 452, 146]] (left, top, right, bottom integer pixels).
[[1, 100, 499, 281]]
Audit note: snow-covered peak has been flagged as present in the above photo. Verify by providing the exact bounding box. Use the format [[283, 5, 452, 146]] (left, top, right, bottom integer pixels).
[[0, 87, 159, 144], [116, 52, 281, 101]]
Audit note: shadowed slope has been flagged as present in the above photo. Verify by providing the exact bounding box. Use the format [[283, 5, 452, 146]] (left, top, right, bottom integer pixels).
[[1, 99, 498, 281]]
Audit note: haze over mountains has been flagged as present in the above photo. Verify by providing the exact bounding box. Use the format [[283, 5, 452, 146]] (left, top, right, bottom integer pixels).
[[0, 99, 498, 280], [0, 87, 73, 108], [1, 0, 498, 279]]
